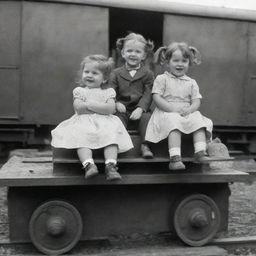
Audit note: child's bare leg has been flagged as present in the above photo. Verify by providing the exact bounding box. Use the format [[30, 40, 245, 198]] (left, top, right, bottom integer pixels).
[[193, 128, 210, 162], [77, 147, 98, 179], [104, 144, 118, 163], [139, 113, 154, 158], [168, 130, 185, 170], [168, 129, 181, 150], [104, 144, 121, 180], [193, 128, 207, 153], [77, 147, 93, 164]]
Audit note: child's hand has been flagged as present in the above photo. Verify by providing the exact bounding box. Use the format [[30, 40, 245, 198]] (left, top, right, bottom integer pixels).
[[116, 102, 126, 113], [76, 102, 94, 115], [180, 107, 191, 117], [76, 106, 94, 115], [168, 103, 183, 114], [130, 107, 143, 120]]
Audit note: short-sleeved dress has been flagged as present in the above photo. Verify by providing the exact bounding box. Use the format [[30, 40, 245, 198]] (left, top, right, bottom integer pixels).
[[145, 72, 213, 143], [51, 87, 133, 153]]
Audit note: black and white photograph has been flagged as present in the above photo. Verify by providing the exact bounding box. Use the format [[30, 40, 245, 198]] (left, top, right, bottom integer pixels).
[[0, 0, 256, 255]]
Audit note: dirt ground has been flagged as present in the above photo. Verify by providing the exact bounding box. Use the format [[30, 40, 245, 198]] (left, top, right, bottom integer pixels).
[[0, 159, 256, 255]]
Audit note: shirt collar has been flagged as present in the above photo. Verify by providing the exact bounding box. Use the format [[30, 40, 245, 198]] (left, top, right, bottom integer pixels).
[[125, 63, 141, 71], [164, 71, 190, 81]]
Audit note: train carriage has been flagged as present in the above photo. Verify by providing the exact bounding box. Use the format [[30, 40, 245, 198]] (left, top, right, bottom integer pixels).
[[0, 0, 256, 152]]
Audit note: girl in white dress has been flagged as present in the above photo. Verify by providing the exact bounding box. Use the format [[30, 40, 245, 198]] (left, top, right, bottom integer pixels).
[[51, 55, 133, 180], [145, 42, 212, 170]]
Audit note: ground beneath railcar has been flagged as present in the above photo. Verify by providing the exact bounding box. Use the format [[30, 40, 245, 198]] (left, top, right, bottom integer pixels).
[[0, 156, 256, 255]]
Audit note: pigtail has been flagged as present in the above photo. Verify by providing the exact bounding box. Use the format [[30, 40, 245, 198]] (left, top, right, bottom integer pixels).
[[154, 46, 168, 65], [189, 46, 201, 65], [116, 38, 125, 51], [102, 57, 115, 85], [105, 57, 114, 80], [107, 57, 114, 69], [145, 40, 154, 54]]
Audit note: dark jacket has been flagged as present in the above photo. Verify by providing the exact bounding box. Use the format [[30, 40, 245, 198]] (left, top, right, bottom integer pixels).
[[109, 65, 154, 112]]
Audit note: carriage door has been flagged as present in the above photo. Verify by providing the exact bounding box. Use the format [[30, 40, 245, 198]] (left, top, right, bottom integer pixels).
[[0, 2, 21, 120], [163, 14, 248, 126], [21, 2, 109, 124], [245, 22, 256, 126], [109, 8, 163, 70]]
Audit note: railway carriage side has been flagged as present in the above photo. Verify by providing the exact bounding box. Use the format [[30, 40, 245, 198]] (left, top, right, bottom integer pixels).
[[0, 0, 256, 153]]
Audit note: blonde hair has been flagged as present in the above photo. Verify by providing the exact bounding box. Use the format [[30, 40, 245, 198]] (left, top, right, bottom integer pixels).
[[77, 55, 114, 86], [116, 32, 154, 54], [154, 42, 201, 66]]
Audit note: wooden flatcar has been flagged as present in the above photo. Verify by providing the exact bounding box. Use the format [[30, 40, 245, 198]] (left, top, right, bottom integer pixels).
[[0, 0, 256, 152], [0, 132, 252, 255]]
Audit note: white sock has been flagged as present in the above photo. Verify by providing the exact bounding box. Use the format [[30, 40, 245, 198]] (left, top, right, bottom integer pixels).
[[82, 159, 94, 167], [169, 147, 181, 157], [194, 142, 207, 153], [105, 159, 117, 165]]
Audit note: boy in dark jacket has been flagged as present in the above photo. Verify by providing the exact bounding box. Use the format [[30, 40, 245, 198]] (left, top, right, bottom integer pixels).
[[109, 33, 154, 158]]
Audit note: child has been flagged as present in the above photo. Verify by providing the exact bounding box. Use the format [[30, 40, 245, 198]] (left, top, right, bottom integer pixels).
[[109, 33, 155, 158], [145, 42, 213, 170], [51, 55, 133, 180]]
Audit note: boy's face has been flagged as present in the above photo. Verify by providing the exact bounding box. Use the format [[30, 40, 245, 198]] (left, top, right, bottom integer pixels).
[[121, 40, 146, 68]]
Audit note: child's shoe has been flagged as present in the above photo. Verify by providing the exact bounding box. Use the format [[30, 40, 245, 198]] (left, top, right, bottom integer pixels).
[[194, 150, 210, 163], [169, 155, 185, 170], [105, 163, 122, 180], [83, 163, 99, 179], [141, 144, 154, 159]]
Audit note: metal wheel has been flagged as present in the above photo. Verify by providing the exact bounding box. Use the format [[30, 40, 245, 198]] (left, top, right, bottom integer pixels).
[[29, 200, 83, 255], [173, 194, 220, 246]]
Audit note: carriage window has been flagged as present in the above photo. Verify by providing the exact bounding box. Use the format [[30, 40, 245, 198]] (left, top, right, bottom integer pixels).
[[109, 8, 163, 70]]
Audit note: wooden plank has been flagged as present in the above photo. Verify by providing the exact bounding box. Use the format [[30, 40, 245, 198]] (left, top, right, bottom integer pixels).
[[0, 156, 250, 187], [52, 135, 195, 159], [22, 157, 52, 163], [214, 127, 256, 133], [9, 149, 52, 158], [0, 171, 249, 187], [53, 161, 209, 176], [53, 156, 235, 164], [212, 235, 256, 245]]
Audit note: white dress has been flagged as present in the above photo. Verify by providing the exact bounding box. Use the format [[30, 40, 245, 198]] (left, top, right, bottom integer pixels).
[[145, 72, 213, 143], [51, 87, 133, 153]]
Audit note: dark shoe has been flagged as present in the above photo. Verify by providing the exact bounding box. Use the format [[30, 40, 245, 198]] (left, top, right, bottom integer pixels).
[[83, 163, 99, 179], [169, 155, 185, 170], [141, 144, 154, 159], [105, 163, 122, 180], [194, 150, 210, 163]]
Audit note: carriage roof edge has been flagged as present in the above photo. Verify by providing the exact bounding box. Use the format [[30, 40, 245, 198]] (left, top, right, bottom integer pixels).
[[23, 0, 256, 22]]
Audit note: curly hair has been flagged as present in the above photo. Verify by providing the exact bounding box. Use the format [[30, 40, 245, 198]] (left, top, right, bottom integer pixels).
[[116, 32, 154, 54], [154, 42, 201, 66], [77, 55, 114, 86]]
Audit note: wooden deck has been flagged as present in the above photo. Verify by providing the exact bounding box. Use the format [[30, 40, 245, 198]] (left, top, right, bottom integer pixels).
[[0, 153, 250, 187]]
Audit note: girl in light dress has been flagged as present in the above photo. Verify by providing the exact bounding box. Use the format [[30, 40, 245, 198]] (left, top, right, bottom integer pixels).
[[145, 42, 213, 170], [51, 55, 133, 180]]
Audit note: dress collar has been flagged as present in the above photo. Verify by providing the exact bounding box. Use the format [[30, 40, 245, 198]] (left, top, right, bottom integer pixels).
[[164, 71, 190, 81]]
